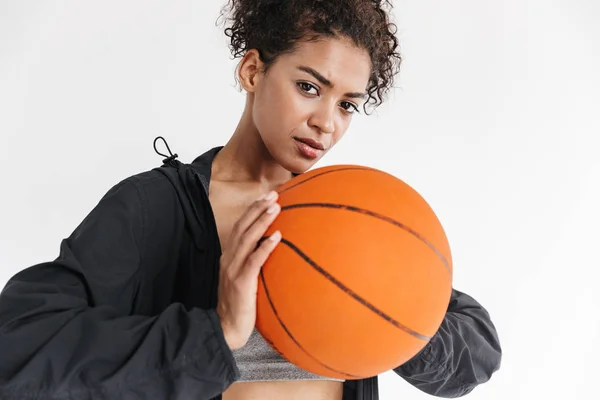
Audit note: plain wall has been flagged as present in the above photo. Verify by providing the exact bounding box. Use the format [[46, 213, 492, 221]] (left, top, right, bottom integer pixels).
[[1, 1, 599, 398]]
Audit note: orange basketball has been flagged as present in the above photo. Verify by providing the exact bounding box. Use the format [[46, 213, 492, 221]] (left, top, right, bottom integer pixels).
[[256, 165, 453, 380]]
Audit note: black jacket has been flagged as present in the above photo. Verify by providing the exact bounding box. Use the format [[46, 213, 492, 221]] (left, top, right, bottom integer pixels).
[[0, 145, 502, 399]]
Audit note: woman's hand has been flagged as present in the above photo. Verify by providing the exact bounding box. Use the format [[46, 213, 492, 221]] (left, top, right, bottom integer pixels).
[[216, 190, 282, 350]]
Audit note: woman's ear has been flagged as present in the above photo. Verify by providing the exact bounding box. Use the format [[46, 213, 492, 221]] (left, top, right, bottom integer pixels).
[[237, 49, 264, 93]]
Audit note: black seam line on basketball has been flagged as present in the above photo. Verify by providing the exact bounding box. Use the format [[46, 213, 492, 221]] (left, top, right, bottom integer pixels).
[[281, 202, 450, 274], [259, 270, 363, 379], [280, 237, 432, 341], [279, 167, 374, 195]]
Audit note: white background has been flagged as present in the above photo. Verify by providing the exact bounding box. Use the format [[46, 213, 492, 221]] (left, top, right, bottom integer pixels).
[[1, 0, 599, 399]]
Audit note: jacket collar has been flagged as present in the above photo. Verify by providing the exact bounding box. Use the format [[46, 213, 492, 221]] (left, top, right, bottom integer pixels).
[[190, 146, 223, 194], [189, 146, 300, 192]]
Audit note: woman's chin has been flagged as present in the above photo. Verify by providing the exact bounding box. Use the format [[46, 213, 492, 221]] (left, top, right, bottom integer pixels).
[[265, 141, 324, 175]]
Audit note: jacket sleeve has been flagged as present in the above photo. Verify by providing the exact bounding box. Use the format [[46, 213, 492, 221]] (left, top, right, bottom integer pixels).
[[394, 289, 502, 398], [0, 178, 239, 400]]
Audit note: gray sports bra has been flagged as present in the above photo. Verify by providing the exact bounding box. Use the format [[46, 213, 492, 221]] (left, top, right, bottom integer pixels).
[[232, 328, 345, 382]]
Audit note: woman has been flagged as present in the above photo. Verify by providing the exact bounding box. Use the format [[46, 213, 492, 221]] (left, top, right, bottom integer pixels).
[[0, 1, 501, 399]]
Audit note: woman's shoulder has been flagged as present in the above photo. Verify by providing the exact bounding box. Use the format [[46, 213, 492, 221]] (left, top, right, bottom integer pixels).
[[121, 165, 201, 224], [123, 143, 221, 212], [123, 150, 218, 239], [125, 167, 182, 203], [95, 144, 222, 251]]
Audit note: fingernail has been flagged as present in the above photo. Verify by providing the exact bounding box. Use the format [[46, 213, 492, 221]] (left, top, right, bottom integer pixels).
[[269, 231, 282, 241], [264, 190, 278, 201], [266, 203, 280, 214]]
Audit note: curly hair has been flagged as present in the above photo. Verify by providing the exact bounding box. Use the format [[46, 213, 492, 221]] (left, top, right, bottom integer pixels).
[[218, 0, 402, 114]]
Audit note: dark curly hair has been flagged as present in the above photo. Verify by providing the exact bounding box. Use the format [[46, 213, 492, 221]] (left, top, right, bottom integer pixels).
[[218, 0, 402, 114]]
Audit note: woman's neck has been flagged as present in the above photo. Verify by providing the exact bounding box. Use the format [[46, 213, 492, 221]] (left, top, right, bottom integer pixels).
[[211, 106, 292, 187]]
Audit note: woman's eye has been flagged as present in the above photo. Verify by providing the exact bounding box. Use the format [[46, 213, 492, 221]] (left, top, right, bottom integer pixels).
[[340, 101, 359, 114], [298, 82, 318, 95]]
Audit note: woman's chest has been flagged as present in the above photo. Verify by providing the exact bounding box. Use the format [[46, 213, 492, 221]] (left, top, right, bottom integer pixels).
[[209, 182, 265, 247]]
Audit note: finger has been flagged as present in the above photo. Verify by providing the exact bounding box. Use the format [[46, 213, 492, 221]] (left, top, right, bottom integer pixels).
[[231, 191, 279, 240], [233, 202, 281, 263], [241, 230, 282, 280]]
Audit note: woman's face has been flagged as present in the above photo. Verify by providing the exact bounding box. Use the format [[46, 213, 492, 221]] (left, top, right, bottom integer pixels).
[[243, 36, 372, 174]]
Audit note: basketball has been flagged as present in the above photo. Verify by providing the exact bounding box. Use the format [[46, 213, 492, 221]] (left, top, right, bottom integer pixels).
[[256, 165, 453, 380]]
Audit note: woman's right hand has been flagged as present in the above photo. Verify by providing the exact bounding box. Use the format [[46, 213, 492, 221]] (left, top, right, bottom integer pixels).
[[216, 190, 282, 350]]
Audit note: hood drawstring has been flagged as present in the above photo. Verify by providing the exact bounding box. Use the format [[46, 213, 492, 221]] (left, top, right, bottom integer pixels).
[[153, 136, 179, 168]]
